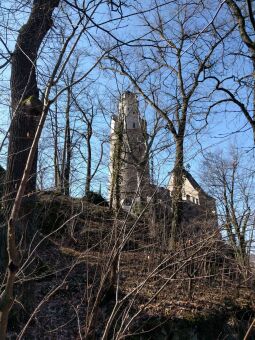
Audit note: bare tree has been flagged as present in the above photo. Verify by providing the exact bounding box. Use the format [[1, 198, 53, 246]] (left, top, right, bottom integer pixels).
[[51, 63, 78, 196], [0, 0, 61, 332], [72, 89, 105, 197], [205, 0, 255, 144], [201, 147, 255, 267], [0, 0, 60, 267]]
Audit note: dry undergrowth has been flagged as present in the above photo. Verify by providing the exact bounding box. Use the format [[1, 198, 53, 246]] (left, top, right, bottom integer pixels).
[[3, 192, 255, 338]]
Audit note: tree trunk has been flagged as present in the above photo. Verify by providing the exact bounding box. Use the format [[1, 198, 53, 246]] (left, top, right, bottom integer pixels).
[[85, 126, 92, 197], [1, 0, 60, 270], [0, 0, 59, 336], [6, 0, 59, 201], [53, 102, 62, 191], [109, 121, 123, 210], [169, 136, 184, 250], [63, 89, 72, 196]]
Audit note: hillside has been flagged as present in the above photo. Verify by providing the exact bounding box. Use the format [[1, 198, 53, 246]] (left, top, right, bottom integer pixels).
[[4, 191, 255, 339]]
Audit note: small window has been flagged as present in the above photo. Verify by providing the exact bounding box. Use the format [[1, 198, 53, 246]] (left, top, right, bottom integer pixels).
[[133, 122, 136, 128], [186, 194, 190, 201], [123, 198, 132, 206]]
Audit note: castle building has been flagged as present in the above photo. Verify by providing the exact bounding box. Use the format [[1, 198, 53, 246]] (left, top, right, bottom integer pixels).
[[109, 91, 150, 208], [168, 169, 216, 214], [109, 92, 216, 224], [168, 169, 217, 227]]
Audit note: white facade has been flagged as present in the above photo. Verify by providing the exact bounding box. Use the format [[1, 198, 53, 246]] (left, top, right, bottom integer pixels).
[[168, 174, 200, 205], [118, 92, 143, 130]]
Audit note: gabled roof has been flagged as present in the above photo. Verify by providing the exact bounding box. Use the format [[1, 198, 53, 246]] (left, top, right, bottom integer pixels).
[[183, 169, 203, 191]]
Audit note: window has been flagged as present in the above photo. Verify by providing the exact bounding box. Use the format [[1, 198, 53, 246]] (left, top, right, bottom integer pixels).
[[123, 198, 132, 206], [133, 122, 136, 128], [186, 194, 190, 201]]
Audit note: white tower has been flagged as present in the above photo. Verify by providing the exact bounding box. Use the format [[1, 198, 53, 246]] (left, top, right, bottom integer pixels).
[[109, 91, 150, 208]]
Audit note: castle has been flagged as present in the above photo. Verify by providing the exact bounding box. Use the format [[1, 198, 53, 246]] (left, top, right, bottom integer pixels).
[[109, 91, 216, 225], [109, 91, 150, 208]]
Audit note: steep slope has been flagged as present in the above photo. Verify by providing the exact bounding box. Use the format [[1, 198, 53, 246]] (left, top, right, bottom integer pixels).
[[4, 191, 255, 339]]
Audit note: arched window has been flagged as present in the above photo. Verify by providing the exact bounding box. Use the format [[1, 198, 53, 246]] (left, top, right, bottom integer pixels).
[[133, 122, 136, 128]]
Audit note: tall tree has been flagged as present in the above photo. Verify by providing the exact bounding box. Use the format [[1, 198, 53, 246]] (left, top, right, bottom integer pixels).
[[201, 148, 255, 267], [0, 0, 60, 271], [0, 1, 60, 335], [6, 0, 60, 203], [1, 0, 61, 256], [73, 92, 102, 197]]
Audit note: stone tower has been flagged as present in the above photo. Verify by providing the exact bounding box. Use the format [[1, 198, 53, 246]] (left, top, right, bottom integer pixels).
[[109, 91, 150, 208]]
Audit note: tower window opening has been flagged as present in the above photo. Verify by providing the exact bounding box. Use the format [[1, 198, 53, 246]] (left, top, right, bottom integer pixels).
[[133, 122, 136, 128]]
